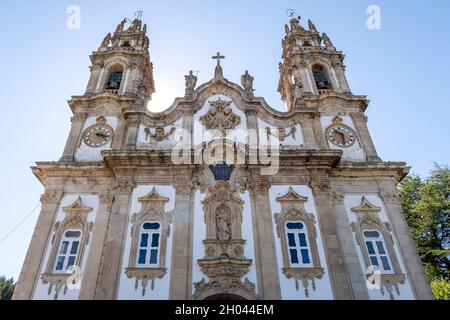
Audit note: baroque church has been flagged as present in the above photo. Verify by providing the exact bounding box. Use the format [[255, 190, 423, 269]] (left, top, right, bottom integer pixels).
[[13, 16, 433, 300]]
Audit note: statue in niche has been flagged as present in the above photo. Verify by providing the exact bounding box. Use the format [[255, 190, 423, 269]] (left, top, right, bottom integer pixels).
[[184, 70, 197, 96], [291, 73, 303, 99], [216, 206, 231, 241], [241, 70, 254, 98], [144, 126, 176, 142]]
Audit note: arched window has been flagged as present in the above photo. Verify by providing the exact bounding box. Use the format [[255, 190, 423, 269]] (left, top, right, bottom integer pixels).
[[53, 230, 82, 273], [106, 71, 123, 90], [303, 40, 312, 47], [105, 64, 124, 91], [312, 64, 332, 90], [285, 222, 312, 267], [137, 222, 161, 266], [121, 41, 131, 47], [363, 230, 392, 273]]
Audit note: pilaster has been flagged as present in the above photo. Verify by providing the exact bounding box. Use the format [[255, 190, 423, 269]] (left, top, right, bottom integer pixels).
[[379, 186, 434, 300], [310, 180, 353, 299], [112, 115, 126, 150], [60, 113, 87, 162], [249, 179, 281, 299], [94, 181, 134, 299], [12, 190, 63, 300], [169, 183, 194, 299], [124, 118, 141, 150], [331, 191, 369, 299], [351, 113, 381, 162], [79, 191, 115, 299]]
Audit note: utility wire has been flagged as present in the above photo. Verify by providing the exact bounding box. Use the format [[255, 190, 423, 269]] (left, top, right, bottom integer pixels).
[[0, 203, 41, 246]]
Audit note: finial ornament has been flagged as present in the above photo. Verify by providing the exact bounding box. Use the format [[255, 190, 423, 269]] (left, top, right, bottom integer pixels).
[[212, 51, 225, 77], [308, 19, 317, 32], [322, 33, 336, 50], [100, 33, 111, 49]]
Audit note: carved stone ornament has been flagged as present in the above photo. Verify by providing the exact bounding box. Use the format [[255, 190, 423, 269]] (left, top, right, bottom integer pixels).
[[350, 197, 406, 300], [193, 181, 257, 300], [125, 188, 173, 296], [265, 126, 297, 144], [200, 98, 241, 136], [274, 187, 324, 297], [41, 197, 94, 299], [143, 126, 177, 146]]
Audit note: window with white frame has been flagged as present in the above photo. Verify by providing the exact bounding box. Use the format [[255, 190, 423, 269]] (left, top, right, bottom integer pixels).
[[54, 230, 82, 273], [137, 222, 161, 266], [285, 222, 312, 267], [363, 230, 393, 273]]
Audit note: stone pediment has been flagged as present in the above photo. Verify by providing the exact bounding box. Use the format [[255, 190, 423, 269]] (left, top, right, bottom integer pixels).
[[351, 197, 381, 213]]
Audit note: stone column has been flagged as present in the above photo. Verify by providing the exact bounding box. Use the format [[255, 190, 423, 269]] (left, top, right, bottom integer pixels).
[[169, 184, 193, 299], [249, 180, 281, 299], [300, 115, 319, 149], [380, 188, 434, 300], [334, 64, 351, 94], [312, 114, 327, 149], [60, 113, 87, 161], [331, 191, 369, 299], [94, 181, 133, 299], [300, 66, 314, 94], [79, 191, 115, 299], [12, 190, 63, 300], [245, 109, 258, 164], [124, 119, 141, 150], [112, 115, 126, 150], [310, 180, 353, 299], [351, 113, 381, 162]]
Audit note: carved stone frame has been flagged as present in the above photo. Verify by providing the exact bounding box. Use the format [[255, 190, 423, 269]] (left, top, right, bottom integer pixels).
[[125, 188, 173, 296], [350, 196, 406, 299], [274, 187, 324, 297], [193, 181, 257, 300], [41, 196, 93, 300]]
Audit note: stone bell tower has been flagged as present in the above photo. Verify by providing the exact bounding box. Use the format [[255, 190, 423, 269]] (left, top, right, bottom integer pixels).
[[84, 17, 155, 107], [278, 16, 352, 111]]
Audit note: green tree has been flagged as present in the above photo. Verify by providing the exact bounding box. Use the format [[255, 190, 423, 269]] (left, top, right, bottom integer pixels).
[[399, 164, 450, 299], [431, 279, 450, 300], [0, 276, 15, 300]]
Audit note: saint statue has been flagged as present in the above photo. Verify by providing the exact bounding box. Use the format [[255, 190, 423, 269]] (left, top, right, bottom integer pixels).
[[184, 70, 197, 96], [241, 70, 254, 98]]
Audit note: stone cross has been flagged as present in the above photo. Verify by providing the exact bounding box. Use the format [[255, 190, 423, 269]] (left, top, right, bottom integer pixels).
[[212, 52, 225, 77]]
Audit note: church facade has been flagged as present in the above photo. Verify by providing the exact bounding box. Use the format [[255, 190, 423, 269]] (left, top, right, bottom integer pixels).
[[13, 16, 433, 300]]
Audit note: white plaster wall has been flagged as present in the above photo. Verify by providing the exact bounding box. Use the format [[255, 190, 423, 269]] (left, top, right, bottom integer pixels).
[[320, 116, 365, 161], [269, 185, 334, 300], [191, 190, 258, 296], [193, 94, 248, 148], [75, 116, 118, 162], [344, 195, 415, 300], [192, 190, 207, 291], [33, 195, 99, 300], [136, 118, 182, 148], [257, 119, 304, 147], [117, 185, 175, 300]]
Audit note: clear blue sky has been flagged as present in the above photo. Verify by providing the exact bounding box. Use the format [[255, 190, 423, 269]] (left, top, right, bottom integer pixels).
[[0, 0, 449, 280]]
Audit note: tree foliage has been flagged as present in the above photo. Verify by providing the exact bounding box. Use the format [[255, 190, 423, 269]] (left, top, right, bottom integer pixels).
[[399, 164, 450, 299], [431, 279, 450, 300], [0, 276, 15, 300]]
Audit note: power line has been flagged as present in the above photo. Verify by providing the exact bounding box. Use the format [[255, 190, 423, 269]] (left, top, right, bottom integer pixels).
[[0, 203, 41, 246]]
